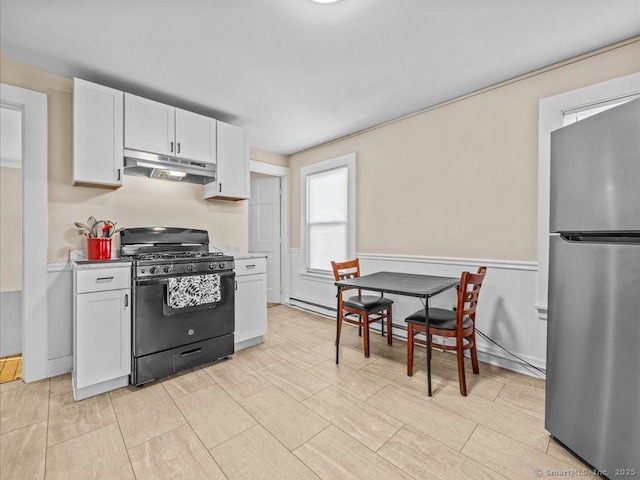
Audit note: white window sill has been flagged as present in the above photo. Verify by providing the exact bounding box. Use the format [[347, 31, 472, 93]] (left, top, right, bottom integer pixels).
[[298, 271, 335, 283]]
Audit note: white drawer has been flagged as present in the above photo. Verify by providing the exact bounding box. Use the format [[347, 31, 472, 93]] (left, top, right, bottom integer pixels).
[[235, 257, 266, 276], [76, 266, 131, 293]]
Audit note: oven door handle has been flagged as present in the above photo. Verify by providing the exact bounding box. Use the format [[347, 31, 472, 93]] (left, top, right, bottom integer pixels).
[[135, 277, 169, 286]]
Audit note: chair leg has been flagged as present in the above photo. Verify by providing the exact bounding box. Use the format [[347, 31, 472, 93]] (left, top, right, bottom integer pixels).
[[470, 331, 480, 375], [407, 325, 414, 376], [386, 307, 393, 346], [456, 338, 468, 396], [358, 315, 362, 337], [363, 314, 370, 358], [427, 332, 432, 363]]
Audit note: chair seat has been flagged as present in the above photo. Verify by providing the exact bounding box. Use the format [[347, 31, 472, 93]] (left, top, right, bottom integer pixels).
[[344, 295, 393, 311], [405, 307, 473, 330]]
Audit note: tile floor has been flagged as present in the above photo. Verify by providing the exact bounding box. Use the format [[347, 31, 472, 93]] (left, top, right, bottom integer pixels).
[[0, 305, 592, 480]]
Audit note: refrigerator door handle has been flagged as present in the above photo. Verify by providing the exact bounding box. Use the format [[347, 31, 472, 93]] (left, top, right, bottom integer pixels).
[[561, 234, 640, 245]]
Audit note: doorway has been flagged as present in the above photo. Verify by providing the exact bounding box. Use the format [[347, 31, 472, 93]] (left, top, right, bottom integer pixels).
[[0, 104, 24, 382], [1, 83, 48, 383], [249, 173, 281, 304]]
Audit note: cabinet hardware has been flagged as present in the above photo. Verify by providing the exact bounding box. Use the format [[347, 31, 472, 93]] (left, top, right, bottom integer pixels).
[[117, 169, 121, 181], [124, 294, 128, 307], [177, 143, 181, 154], [219, 183, 222, 193], [170, 141, 174, 152], [181, 348, 202, 358], [96, 276, 114, 282], [246, 264, 256, 269], [234, 280, 237, 290]]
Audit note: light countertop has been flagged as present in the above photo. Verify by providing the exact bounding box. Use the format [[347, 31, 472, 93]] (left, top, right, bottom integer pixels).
[[70, 250, 132, 267]]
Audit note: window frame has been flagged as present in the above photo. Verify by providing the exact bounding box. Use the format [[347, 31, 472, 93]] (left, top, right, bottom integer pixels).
[[300, 152, 356, 275]]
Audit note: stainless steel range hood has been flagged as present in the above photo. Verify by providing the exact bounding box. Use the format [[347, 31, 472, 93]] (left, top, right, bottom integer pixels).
[[123, 149, 216, 185]]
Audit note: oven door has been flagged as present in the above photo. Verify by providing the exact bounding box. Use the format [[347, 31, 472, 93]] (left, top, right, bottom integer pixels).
[[133, 270, 235, 357]]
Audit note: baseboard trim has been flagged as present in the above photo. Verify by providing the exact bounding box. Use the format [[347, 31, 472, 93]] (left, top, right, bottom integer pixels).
[[235, 336, 264, 352], [47, 355, 72, 377]]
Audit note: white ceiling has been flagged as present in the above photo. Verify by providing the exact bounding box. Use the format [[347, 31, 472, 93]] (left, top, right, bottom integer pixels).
[[1, 1, 638, 154]]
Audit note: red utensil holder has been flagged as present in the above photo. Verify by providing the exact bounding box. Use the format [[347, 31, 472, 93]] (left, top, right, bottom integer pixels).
[[87, 238, 112, 260]]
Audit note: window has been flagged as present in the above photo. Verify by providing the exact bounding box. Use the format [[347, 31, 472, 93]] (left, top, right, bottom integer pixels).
[[562, 95, 638, 126], [301, 153, 356, 273]]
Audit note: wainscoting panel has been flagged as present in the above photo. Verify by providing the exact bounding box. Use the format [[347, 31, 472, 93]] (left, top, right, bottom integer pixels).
[[288, 249, 545, 377], [47, 263, 73, 376], [0, 290, 21, 357]]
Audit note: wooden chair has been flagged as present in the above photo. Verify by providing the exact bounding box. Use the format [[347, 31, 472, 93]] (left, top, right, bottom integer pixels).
[[331, 259, 393, 358], [405, 266, 487, 396]]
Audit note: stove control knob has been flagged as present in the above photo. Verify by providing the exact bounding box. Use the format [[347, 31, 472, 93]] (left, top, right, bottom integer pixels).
[[208, 262, 216, 270], [163, 265, 172, 274], [218, 262, 226, 270], [186, 264, 194, 272], [149, 266, 158, 275]]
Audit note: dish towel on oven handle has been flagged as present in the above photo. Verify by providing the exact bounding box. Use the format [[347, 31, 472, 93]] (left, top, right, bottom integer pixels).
[[167, 274, 222, 309]]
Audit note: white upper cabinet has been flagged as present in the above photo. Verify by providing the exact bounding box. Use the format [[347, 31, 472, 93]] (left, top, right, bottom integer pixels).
[[124, 93, 175, 156], [205, 121, 250, 200], [125, 94, 216, 164], [73, 78, 124, 187], [175, 108, 216, 164]]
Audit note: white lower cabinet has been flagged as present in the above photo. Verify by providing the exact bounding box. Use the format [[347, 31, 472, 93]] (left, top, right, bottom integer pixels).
[[73, 263, 131, 400], [234, 257, 267, 351]]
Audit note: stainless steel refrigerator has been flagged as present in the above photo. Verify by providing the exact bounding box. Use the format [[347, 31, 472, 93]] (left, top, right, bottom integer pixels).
[[546, 97, 640, 478]]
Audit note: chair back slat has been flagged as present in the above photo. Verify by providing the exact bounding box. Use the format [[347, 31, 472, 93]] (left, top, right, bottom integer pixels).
[[331, 259, 362, 296], [456, 267, 487, 328], [331, 259, 361, 281]]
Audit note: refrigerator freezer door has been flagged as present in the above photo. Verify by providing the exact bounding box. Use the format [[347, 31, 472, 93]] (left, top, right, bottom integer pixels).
[[546, 236, 640, 476], [550, 98, 640, 233]]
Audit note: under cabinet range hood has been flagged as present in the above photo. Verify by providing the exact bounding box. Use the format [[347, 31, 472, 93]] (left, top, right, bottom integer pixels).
[[123, 149, 216, 184]]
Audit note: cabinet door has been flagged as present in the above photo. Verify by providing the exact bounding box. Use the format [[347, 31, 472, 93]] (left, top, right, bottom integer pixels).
[[175, 108, 216, 164], [235, 274, 267, 344], [208, 121, 250, 200], [124, 93, 175, 156], [73, 78, 124, 187], [76, 289, 131, 389]]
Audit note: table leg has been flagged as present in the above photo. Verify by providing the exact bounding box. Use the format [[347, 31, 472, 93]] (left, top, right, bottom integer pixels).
[[335, 287, 343, 364], [425, 298, 432, 396]]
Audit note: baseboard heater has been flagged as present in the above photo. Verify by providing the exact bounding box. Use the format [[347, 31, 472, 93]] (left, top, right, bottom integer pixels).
[[287, 297, 408, 333], [288, 297, 335, 317]]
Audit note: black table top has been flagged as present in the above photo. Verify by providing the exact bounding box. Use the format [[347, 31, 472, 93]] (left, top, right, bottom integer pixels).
[[335, 271, 459, 298]]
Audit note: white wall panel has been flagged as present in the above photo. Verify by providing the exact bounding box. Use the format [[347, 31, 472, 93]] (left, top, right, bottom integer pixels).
[[47, 263, 73, 375], [288, 249, 544, 377]]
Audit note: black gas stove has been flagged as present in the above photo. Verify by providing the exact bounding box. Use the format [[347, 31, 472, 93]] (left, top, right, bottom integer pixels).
[[119, 227, 235, 386], [133, 251, 233, 279]]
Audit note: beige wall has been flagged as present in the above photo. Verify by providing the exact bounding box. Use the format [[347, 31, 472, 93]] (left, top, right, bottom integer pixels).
[[0, 167, 22, 291], [251, 147, 288, 167], [289, 40, 640, 262], [1, 56, 285, 263]]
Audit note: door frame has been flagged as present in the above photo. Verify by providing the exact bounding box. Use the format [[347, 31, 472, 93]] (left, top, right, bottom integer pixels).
[[1, 83, 49, 382], [249, 160, 289, 304], [536, 72, 640, 320]]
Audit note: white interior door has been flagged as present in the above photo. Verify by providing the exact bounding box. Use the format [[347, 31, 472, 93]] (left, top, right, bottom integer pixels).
[[249, 173, 281, 304]]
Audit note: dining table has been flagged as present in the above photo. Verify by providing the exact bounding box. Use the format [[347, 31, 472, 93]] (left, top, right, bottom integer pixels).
[[334, 271, 459, 396]]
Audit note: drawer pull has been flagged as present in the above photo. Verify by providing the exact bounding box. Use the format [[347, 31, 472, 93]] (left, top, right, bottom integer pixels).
[[124, 294, 129, 307], [245, 264, 256, 269], [96, 276, 114, 282], [180, 348, 202, 358]]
